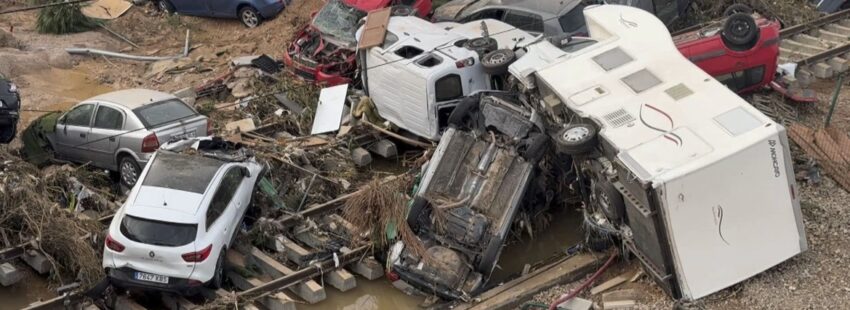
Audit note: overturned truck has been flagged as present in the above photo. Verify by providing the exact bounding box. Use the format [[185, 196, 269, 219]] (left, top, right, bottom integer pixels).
[[514, 5, 807, 301]]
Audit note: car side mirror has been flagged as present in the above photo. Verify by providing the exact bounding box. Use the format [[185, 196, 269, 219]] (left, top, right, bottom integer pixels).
[[240, 166, 251, 178]]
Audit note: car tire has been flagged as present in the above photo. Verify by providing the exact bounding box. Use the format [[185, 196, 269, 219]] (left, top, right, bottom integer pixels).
[[239, 6, 263, 28], [464, 37, 498, 56], [0, 123, 16, 144], [584, 227, 613, 252], [517, 132, 549, 163], [723, 4, 753, 17], [721, 13, 759, 51], [118, 155, 141, 188], [447, 95, 479, 129], [481, 49, 517, 76], [156, 0, 175, 14], [552, 123, 598, 155], [593, 180, 625, 222], [390, 5, 415, 16], [208, 249, 226, 289]]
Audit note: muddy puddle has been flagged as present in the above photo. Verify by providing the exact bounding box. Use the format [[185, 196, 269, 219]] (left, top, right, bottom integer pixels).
[[0, 268, 55, 310], [17, 68, 112, 126], [300, 278, 425, 310]]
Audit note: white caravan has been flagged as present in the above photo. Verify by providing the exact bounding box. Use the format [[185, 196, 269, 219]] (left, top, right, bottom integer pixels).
[[359, 16, 536, 140], [515, 5, 807, 300]]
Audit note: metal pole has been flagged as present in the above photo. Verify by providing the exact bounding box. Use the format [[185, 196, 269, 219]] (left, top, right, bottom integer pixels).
[[826, 74, 844, 127], [0, 0, 93, 15]]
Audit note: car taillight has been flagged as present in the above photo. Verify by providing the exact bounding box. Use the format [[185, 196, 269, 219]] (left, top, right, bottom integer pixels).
[[206, 121, 213, 136], [141, 133, 160, 153], [387, 271, 400, 282], [182, 245, 212, 262], [456, 57, 475, 68], [106, 234, 125, 252]]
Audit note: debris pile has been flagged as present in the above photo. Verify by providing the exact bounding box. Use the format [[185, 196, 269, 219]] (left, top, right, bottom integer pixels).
[[679, 0, 820, 29], [788, 124, 850, 191]]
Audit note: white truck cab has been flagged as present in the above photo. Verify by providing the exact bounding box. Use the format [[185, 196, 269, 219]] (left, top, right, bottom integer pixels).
[[518, 5, 807, 301], [359, 17, 536, 140]]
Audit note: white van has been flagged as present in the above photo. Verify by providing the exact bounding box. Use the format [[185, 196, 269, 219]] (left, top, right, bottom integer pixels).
[[359, 17, 536, 140], [515, 5, 807, 301]]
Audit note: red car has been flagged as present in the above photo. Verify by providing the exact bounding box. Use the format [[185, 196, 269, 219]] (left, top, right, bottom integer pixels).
[[673, 7, 815, 102], [283, 0, 432, 86]]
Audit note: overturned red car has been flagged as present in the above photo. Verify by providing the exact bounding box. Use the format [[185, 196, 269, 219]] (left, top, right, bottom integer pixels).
[[283, 0, 432, 86]]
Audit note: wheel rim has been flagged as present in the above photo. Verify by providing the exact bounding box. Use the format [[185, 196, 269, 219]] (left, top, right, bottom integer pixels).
[[158, 1, 168, 12], [487, 52, 508, 65], [563, 127, 590, 142], [121, 160, 138, 186], [729, 20, 751, 38], [242, 10, 259, 27]]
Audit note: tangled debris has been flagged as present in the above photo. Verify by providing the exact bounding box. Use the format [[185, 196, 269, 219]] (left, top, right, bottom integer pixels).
[[677, 0, 820, 30], [0, 149, 110, 289]]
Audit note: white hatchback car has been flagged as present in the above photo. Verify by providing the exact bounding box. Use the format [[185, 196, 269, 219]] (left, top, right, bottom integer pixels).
[[102, 137, 265, 293]]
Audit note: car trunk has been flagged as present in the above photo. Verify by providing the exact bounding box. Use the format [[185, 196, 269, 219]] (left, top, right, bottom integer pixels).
[[151, 115, 208, 143]]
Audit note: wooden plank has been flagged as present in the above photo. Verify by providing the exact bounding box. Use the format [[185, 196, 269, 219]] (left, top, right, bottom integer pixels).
[[358, 7, 392, 49], [454, 254, 601, 310], [248, 247, 326, 304], [590, 270, 638, 295]]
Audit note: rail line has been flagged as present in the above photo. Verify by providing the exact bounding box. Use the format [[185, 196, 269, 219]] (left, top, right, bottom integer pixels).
[[779, 9, 850, 79]]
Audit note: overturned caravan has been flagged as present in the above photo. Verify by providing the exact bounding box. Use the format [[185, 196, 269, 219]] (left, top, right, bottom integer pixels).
[[518, 5, 807, 301], [387, 91, 550, 300]]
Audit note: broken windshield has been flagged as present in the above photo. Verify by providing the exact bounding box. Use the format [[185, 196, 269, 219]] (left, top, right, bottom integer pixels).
[[312, 0, 367, 46]]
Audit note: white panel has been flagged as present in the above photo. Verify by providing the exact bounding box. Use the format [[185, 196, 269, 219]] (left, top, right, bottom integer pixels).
[[311, 84, 349, 135]]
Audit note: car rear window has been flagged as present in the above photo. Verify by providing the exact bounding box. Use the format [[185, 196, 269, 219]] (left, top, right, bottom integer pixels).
[[120, 215, 196, 247], [133, 99, 197, 128], [559, 4, 587, 33], [142, 152, 224, 194]]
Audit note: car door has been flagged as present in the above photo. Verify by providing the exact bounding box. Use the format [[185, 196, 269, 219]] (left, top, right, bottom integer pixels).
[[207, 0, 234, 17], [430, 73, 466, 135], [169, 0, 209, 16], [54, 103, 95, 163], [87, 104, 126, 170], [205, 167, 243, 247], [462, 8, 506, 23]]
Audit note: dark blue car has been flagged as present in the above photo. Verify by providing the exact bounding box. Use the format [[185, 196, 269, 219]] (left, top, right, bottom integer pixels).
[[155, 0, 289, 28]]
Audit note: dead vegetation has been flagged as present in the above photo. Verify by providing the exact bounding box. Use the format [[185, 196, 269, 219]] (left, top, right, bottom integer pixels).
[[678, 0, 821, 29]]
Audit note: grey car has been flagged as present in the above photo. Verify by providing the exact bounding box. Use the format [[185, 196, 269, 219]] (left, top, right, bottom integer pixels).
[[47, 89, 210, 188]]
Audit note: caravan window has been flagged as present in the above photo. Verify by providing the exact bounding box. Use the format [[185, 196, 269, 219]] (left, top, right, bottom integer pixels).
[[559, 4, 587, 33], [396, 46, 424, 59], [435, 74, 463, 102]]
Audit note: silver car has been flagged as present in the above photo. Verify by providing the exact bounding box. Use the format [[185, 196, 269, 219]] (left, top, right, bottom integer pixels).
[[47, 89, 210, 187]]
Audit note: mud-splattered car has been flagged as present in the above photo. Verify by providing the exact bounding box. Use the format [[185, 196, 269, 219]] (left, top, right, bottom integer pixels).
[[283, 0, 432, 86], [387, 91, 551, 300], [0, 77, 20, 144]]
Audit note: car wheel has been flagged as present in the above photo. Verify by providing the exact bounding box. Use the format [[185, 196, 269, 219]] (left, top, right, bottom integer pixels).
[[208, 249, 225, 289], [0, 123, 16, 144], [517, 132, 549, 163], [464, 37, 498, 56], [723, 4, 753, 17], [553, 123, 598, 155], [721, 13, 759, 51], [584, 227, 613, 252], [481, 49, 517, 76], [157, 0, 175, 14], [118, 155, 141, 188], [593, 180, 625, 222], [390, 5, 415, 16], [447, 95, 479, 129], [239, 6, 262, 28]]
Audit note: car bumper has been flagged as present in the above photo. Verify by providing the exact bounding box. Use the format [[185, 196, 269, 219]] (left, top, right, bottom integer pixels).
[[107, 267, 203, 294], [258, 1, 286, 19], [282, 52, 351, 86], [0, 110, 19, 126]]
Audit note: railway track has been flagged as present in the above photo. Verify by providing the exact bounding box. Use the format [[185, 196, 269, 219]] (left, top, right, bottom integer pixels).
[[779, 9, 850, 81]]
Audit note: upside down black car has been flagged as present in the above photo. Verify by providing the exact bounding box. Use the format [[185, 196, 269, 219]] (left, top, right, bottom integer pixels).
[[0, 78, 21, 144]]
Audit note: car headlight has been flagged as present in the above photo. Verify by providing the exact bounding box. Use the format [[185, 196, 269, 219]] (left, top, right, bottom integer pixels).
[[0, 100, 4, 108]]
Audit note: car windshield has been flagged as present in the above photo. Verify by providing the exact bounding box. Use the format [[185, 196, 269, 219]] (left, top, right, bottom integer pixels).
[[133, 99, 197, 129], [142, 152, 224, 194], [313, 0, 367, 45], [120, 215, 197, 247]]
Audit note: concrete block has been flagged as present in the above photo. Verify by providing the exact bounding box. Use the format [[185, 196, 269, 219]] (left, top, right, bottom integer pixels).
[[817, 29, 848, 42], [781, 40, 826, 55], [249, 247, 326, 304], [812, 63, 834, 79], [22, 250, 51, 275], [0, 263, 23, 286], [351, 147, 372, 167], [260, 292, 297, 310], [368, 139, 398, 158], [324, 269, 357, 292], [792, 34, 828, 47], [275, 235, 312, 266], [341, 247, 383, 280], [829, 57, 849, 73], [825, 23, 850, 36], [115, 296, 147, 310], [556, 297, 592, 310]]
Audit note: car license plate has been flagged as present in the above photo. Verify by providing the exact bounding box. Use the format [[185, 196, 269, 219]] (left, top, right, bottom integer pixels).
[[171, 131, 196, 141], [134, 271, 169, 284]]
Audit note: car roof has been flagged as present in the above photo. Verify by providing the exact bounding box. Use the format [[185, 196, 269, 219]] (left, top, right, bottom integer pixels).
[[86, 88, 177, 110], [463, 0, 580, 17]]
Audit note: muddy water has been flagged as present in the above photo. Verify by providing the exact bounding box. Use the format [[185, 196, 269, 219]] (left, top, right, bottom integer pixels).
[[489, 207, 583, 285], [299, 278, 425, 310], [17, 68, 113, 126], [0, 269, 55, 310]]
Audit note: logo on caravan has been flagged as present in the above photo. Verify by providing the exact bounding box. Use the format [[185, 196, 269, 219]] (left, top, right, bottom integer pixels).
[[769, 140, 780, 178]]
